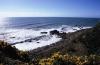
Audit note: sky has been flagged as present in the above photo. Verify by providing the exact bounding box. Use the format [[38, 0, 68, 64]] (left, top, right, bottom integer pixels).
[[0, 0, 100, 17]]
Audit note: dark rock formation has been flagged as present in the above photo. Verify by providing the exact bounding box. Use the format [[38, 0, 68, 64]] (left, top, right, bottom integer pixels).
[[41, 32, 47, 34], [50, 30, 60, 35]]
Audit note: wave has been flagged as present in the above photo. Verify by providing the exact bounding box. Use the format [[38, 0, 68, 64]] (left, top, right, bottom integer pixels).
[[0, 25, 91, 51]]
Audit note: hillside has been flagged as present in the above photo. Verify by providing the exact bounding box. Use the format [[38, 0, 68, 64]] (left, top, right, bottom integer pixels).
[[0, 23, 100, 65], [29, 23, 100, 58]]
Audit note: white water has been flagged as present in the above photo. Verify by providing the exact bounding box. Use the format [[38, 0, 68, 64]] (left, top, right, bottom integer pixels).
[[0, 25, 91, 51]]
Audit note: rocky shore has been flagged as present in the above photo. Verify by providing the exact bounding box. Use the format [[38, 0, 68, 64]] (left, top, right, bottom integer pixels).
[[0, 23, 100, 65], [29, 23, 100, 58]]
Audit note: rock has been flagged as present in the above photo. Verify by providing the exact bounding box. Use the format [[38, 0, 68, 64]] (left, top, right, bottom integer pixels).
[[37, 42, 40, 43], [25, 39, 32, 42], [10, 37, 16, 38], [50, 30, 59, 35], [59, 32, 67, 39], [41, 32, 48, 34]]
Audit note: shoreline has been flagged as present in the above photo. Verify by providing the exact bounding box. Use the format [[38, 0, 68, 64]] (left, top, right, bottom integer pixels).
[[0, 25, 91, 51]]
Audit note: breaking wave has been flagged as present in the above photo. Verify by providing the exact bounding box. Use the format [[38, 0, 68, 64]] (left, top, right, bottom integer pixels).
[[0, 25, 91, 51]]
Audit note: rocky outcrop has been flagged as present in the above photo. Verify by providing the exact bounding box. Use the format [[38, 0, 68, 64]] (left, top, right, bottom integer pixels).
[[50, 30, 60, 35]]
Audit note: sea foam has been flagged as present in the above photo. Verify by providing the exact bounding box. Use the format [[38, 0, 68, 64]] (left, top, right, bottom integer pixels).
[[0, 25, 91, 51]]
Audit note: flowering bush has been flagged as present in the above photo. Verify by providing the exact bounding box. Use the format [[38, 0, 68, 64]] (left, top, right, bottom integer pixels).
[[39, 52, 100, 65]]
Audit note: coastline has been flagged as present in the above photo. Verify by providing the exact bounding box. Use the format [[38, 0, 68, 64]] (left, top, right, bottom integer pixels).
[[0, 25, 91, 51]]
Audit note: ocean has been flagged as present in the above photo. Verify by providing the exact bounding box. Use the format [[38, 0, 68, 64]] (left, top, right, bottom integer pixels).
[[0, 17, 99, 51]]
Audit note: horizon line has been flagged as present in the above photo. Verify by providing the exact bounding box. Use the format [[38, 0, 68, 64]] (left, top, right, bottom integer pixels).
[[4, 16, 100, 18]]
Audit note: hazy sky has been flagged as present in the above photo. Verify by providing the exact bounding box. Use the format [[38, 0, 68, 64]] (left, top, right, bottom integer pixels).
[[0, 0, 100, 17]]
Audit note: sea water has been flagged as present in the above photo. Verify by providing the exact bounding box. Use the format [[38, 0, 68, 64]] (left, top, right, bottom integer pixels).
[[0, 17, 99, 51]]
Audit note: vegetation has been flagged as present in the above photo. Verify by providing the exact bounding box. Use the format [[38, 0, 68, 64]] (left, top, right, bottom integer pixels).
[[39, 52, 100, 65], [0, 41, 31, 65], [0, 23, 100, 65]]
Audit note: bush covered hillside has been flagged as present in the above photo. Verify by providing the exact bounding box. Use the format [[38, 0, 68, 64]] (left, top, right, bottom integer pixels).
[[0, 41, 30, 65], [0, 23, 100, 65]]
